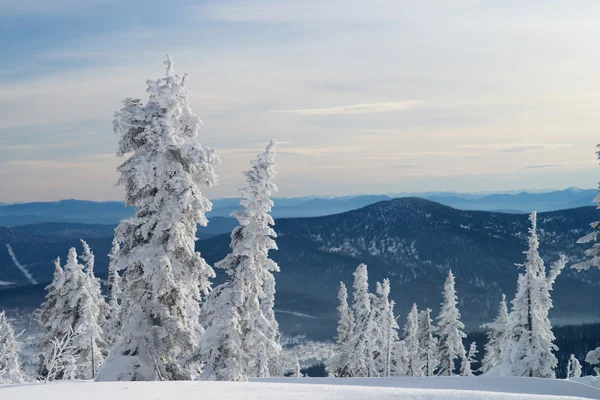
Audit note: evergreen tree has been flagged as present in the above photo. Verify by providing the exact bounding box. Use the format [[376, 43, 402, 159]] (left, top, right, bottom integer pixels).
[[38, 257, 67, 379], [566, 354, 582, 378], [461, 342, 478, 376], [418, 308, 439, 376], [105, 240, 122, 347], [502, 212, 565, 378], [480, 294, 509, 373], [199, 142, 280, 380], [293, 354, 302, 378], [78, 240, 107, 379], [391, 340, 409, 376], [404, 303, 424, 376], [40, 247, 105, 380], [0, 311, 24, 384], [371, 279, 399, 377], [586, 347, 600, 376], [98, 56, 220, 381], [326, 282, 354, 377], [337, 264, 376, 377], [436, 271, 466, 376], [573, 145, 600, 272]]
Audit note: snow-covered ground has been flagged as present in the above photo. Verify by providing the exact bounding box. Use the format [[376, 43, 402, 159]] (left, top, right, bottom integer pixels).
[[2, 377, 600, 400]]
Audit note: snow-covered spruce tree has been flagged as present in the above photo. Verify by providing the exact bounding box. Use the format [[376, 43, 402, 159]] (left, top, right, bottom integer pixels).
[[418, 308, 439, 376], [337, 264, 376, 377], [566, 354, 582, 379], [78, 240, 107, 379], [293, 354, 302, 378], [571, 149, 600, 376], [374, 279, 399, 377], [461, 342, 478, 376], [199, 141, 280, 380], [502, 212, 565, 378], [38, 257, 67, 379], [0, 311, 24, 384], [480, 294, 509, 374], [105, 241, 122, 347], [585, 348, 600, 375], [391, 340, 409, 376], [436, 271, 466, 376], [98, 56, 219, 381], [326, 281, 354, 377], [573, 145, 600, 272], [404, 303, 424, 377], [40, 247, 103, 380]]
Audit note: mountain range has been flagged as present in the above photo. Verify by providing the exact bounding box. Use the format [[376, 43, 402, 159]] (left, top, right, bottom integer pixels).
[[0, 188, 595, 227], [1, 197, 600, 340]]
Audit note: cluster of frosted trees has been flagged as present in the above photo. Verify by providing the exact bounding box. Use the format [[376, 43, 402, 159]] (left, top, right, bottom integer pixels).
[[326, 264, 472, 377], [0, 56, 283, 384], [327, 212, 581, 379]]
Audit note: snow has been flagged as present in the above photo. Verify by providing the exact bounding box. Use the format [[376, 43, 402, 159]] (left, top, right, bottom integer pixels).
[[2, 377, 600, 400]]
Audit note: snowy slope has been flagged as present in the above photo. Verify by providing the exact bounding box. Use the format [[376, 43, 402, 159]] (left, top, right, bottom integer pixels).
[[2, 378, 600, 400], [255, 377, 600, 399]]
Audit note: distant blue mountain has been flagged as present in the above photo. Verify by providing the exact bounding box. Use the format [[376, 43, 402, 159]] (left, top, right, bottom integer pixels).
[[0, 188, 595, 226]]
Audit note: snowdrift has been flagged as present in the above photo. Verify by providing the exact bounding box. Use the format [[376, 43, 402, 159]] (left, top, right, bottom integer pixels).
[[2, 377, 600, 400]]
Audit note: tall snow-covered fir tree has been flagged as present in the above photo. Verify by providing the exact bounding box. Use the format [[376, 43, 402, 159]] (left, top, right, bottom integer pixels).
[[573, 144, 600, 271], [335, 264, 376, 377], [461, 342, 478, 376], [0, 311, 24, 384], [326, 281, 354, 377], [480, 294, 509, 373], [418, 308, 439, 376], [78, 240, 107, 379], [38, 257, 67, 379], [199, 141, 281, 380], [391, 340, 409, 376], [373, 279, 399, 377], [39, 247, 106, 380], [502, 212, 565, 378], [98, 56, 220, 381], [404, 303, 424, 377], [571, 144, 600, 374], [436, 271, 466, 376], [105, 240, 122, 347]]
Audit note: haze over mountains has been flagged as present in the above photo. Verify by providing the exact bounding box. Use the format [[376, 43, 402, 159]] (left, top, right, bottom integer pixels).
[[0, 188, 595, 227], [1, 190, 599, 340]]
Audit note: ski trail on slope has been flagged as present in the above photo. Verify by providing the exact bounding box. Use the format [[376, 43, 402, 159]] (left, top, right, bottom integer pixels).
[[5, 244, 37, 284]]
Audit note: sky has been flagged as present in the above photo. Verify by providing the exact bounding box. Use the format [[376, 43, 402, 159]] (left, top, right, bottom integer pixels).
[[1, 0, 600, 202]]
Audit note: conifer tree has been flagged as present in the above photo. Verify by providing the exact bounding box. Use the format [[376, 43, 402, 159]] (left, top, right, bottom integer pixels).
[[404, 303, 424, 376], [199, 142, 280, 380], [461, 342, 478, 376], [0, 311, 24, 384], [418, 308, 439, 376], [371, 279, 399, 377], [573, 145, 600, 271], [502, 212, 565, 378], [105, 241, 122, 347], [326, 282, 354, 377], [337, 264, 376, 377], [78, 240, 107, 379], [480, 294, 509, 373], [566, 354, 582, 379], [38, 257, 67, 379], [293, 354, 302, 378], [98, 56, 220, 381], [585, 348, 600, 376], [436, 271, 466, 376], [392, 340, 409, 376]]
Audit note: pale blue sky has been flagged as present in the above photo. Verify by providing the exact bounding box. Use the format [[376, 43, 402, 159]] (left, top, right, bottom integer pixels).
[[1, 0, 600, 202]]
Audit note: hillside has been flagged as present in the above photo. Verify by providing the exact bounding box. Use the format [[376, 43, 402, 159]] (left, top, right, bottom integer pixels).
[[2, 198, 600, 340]]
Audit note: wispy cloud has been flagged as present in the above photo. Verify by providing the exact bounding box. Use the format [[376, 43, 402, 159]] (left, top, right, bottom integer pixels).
[[524, 164, 564, 169], [271, 101, 422, 116], [500, 144, 571, 153]]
